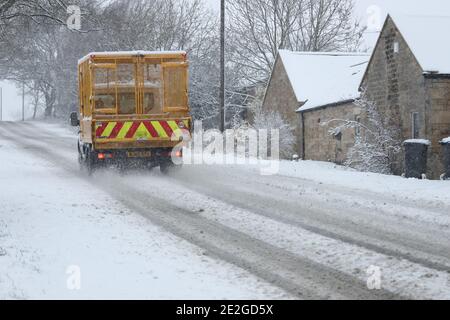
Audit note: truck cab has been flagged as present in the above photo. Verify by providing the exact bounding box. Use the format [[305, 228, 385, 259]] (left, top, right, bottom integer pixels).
[[73, 51, 191, 174]]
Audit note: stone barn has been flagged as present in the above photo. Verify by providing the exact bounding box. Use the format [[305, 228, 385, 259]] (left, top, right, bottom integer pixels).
[[262, 14, 450, 179], [360, 14, 450, 178], [262, 50, 369, 163]]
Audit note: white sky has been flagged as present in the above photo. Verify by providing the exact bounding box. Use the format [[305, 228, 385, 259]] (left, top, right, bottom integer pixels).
[[2, 0, 450, 120], [206, 0, 450, 16]]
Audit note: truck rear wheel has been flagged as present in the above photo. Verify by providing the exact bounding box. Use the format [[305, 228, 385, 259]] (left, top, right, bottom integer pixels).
[[79, 143, 96, 176], [77, 141, 83, 167], [85, 150, 96, 176]]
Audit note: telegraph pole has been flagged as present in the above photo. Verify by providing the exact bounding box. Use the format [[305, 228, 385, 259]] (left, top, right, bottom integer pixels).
[[0, 86, 2, 121], [22, 82, 25, 121], [219, 0, 225, 132]]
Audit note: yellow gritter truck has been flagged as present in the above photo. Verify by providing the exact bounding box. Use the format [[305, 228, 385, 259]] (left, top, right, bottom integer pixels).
[[71, 51, 192, 174]]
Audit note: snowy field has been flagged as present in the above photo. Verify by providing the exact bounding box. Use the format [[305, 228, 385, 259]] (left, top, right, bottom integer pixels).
[[1, 121, 450, 300]]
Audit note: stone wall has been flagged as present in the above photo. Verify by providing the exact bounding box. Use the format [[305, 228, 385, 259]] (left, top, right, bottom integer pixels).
[[262, 18, 450, 177], [301, 102, 361, 164], [262, 56, 302, 155], [361, 17, 431, 176], [425, 77, 450, 178]]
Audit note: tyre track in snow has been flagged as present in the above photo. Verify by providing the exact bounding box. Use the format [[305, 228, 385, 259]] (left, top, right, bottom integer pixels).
[[3, 121, 450, 298], [169, 167, 450, 273], [5, 122, 450, 274], [0, 122, 400, 300]]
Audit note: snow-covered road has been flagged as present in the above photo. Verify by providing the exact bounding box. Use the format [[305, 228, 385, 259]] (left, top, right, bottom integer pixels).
[[1, 121, 450, 300]]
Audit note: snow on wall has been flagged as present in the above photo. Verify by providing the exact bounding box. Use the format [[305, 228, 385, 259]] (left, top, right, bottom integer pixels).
[[390, 14, 450, 74], [277, 50, 370, 112], [441, 137, 450, 144], [404, 139, 431, 146]]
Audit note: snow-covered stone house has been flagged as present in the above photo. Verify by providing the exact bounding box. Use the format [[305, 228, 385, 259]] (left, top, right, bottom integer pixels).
[[262, 14, 450, 178], [262, 50, 369, 164], [361, 14, 450, 178]]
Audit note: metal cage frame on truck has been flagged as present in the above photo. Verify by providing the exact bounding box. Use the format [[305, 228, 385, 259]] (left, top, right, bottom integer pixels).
[[74, 51, 192, 174]]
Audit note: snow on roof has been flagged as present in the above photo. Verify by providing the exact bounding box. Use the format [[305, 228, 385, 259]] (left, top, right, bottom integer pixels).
[[78, 50, 187, 64], [390, 14, 450, 74], [277, 50, 370, 112]]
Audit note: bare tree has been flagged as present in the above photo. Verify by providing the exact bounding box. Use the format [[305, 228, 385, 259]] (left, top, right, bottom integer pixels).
[[0, 0, 363, 125], [95, 0, 220, 124], [26, 80, 44, 119], [96, 0, 216, 52], [323, 90, 402, 174], [0, 0, 102, 117], [0, 0, 70, 25], [0, 0, 218, 119], [227, 0, 364, 84]]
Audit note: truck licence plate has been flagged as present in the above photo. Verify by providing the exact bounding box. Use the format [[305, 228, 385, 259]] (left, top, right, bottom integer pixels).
[[127, 151, 152, 158]]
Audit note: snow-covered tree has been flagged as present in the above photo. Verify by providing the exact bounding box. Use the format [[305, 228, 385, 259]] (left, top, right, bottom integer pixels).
[[227, 0, 365, 85], [0, 0, 68, 25], [324, 90, 402, 174], [0, 0, 219, 120], [93, 0, 221, 125], [252, 98, 296, 159], [0, 0, 101, 117], [0, 0, 365, 127]]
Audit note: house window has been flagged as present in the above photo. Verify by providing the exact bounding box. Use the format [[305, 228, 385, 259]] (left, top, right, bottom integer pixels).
[[412, 112, 420, 139], [394, 41, 399, 53]]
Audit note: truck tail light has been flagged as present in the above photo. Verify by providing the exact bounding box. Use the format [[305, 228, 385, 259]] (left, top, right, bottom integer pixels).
[[98, 153, 113, 160], [175, 150, 183, 158]]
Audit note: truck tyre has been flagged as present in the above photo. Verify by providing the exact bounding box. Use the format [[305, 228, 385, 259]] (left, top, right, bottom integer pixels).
[[86, 149, 96, 176], [77, 140, 84, 168], [79, 144, 96, 176]]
